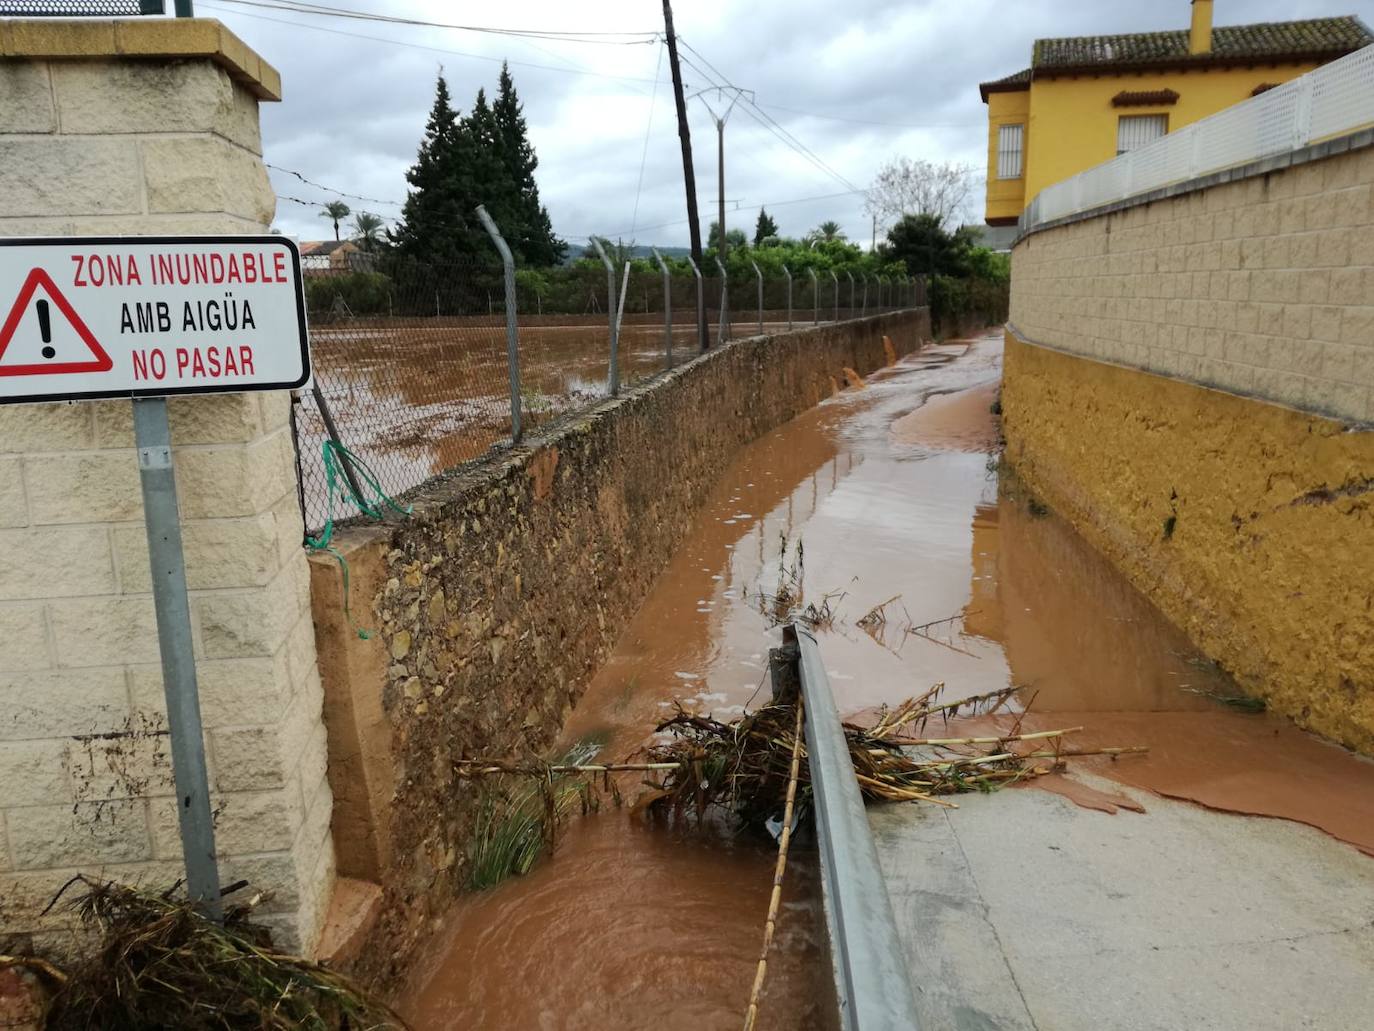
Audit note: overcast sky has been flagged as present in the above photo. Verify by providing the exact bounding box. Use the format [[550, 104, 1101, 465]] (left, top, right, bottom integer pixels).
[[200, 0, 1363, 249]]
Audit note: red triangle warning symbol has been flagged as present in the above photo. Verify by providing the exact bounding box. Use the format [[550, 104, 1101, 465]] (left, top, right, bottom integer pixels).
[[0, 268, 114, 377]]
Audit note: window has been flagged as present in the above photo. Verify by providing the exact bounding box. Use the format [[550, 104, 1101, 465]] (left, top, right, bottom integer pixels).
[[1117, 114, 1167, 155], [997, 124, 1024, 179]]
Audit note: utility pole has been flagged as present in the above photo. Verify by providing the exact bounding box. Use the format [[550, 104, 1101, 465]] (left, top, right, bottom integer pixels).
[[717, 118, 727, 268], [694, 87, 749, 304], [661, 0, 708, 352]]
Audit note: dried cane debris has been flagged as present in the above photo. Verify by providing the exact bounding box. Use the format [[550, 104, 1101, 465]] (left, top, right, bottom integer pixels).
[[637, 682, 1144, 827], [456, 682, 1146, 841], [32, 877, 404, 1031]]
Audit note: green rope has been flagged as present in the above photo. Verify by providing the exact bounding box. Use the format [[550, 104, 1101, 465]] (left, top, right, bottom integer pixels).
[[305, 440, 412, 640]]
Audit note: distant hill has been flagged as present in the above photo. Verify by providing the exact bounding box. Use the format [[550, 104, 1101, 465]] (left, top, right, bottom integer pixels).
[[559, 243, 692, 266]]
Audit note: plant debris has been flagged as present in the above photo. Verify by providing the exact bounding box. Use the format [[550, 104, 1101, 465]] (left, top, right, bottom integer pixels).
[[463, 741, 604, 891], [37, 877, 404, 1030], [638, 682, 1145, 826], [1182, 687, 1266, 713]]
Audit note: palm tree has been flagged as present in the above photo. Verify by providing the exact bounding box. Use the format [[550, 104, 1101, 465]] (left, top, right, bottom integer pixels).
[[351, 211, 386, 252], [320, 200, 351, 241], [815, 220, 846, 243]]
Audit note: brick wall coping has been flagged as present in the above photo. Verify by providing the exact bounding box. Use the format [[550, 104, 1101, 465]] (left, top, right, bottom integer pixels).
[[0, 17, 280, 101], [1015, 127, 1374, 247]]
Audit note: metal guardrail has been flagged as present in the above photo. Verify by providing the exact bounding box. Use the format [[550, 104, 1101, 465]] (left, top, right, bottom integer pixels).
[[1024, 42, 1374, 229], [784, 623, 921, 1031]]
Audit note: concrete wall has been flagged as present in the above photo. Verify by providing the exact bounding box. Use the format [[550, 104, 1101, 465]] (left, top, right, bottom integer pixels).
[[1001, 329, 1372, 753], [0, 21, 332, 956], [309, 310, 930, 985], [1010, 138, 1374, 425], [1004, 134, 1374, 755]]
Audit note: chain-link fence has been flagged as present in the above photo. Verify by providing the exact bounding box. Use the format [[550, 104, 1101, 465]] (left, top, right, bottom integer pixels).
[[0, 0, 163, 12], [291, 235, 922, 535]]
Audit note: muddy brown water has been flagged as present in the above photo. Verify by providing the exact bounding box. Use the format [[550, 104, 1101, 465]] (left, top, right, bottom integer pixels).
[[299, 319, 807, 528], [404, 330, 1374, 1028]]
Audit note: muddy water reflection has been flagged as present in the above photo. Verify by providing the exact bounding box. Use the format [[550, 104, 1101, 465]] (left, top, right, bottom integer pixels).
[[406, 331, 1374, 1028]]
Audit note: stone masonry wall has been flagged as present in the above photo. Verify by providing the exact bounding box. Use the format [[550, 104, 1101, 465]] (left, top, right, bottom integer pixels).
[[0, 21, 332, 956], [308, 309, 930, 987], [1010, 137, 1374, 425]]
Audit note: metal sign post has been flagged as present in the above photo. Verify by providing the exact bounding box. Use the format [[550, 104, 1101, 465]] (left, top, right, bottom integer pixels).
[[0, 236, 309, 916], [134, 395, 222, 916]]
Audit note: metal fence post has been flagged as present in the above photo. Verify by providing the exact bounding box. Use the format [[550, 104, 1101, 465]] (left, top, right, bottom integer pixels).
[[878, 275, 886, 311], [751, 260, 764, 336], [615, 261, 631, 343], [686, 253, 706, 353], [476, 205, 523, 442], [847, 271, 855, 320], [652, 247, 673, 369], [830, 270, 839, 323], [589, 237, 620, 395], [312, 387, 366, 503], [783, 264, 793, 330], [714, 256, 729, 345], [809, 267, 819, 326], [860, 272, 868, 317]]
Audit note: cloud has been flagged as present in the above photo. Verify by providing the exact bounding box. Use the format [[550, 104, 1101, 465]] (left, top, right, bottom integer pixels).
[[205, 0, 1358, 248]]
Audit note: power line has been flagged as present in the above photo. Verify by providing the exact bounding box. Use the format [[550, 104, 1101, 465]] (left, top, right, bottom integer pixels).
[[629, 41, 666, 239], [209, 0, 659, 43], [674, 43, 862, 196], [757, 101, 966, 131], [585, 187, 868, 239], [198, 2, 664, 86], [684, 45, 862, 193], [674, 40, 862, 191]]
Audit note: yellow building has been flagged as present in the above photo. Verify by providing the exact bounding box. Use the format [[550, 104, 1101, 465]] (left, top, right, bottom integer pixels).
[[979, 3, 1373, 225]]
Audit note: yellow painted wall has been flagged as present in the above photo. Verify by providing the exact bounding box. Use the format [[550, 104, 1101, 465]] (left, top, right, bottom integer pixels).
[[1022, 61, 1320, 205], [1001, 329, 1374, 756], [985, 88, 1029, 224]]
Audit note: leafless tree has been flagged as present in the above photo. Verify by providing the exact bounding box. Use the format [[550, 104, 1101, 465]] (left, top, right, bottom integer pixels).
[[865, 157, 974, 232]]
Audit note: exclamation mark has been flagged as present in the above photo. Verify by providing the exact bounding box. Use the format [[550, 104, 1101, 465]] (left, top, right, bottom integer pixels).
[[36, 300, 55, 360]]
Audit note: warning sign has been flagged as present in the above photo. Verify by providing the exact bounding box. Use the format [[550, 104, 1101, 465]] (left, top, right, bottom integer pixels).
[[0, 236, 309, 405]]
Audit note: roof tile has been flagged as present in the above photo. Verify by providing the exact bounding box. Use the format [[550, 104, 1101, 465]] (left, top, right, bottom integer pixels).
[[1031, 15, 1372, 69]]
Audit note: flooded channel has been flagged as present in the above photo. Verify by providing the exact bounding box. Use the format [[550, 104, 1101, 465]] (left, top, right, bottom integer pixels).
[[404, 330, 1374, 1028], [299, 318, 808, 530]]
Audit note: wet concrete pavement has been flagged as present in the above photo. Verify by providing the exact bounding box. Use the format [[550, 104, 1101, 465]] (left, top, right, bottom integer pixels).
[[874, 770, 1374, 1031], [406, 330, 1374, 1029]]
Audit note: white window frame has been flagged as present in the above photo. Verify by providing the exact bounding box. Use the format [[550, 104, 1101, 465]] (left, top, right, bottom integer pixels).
[[996, 123, 1024, 180], [1117, 113, 1168, 155]]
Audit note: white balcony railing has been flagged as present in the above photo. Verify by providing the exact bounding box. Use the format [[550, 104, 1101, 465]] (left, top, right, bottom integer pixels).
[[1022, 43, 1374, 230]]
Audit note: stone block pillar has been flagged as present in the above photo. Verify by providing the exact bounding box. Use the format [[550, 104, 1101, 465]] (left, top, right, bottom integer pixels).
[[0, 20, 333, 955]]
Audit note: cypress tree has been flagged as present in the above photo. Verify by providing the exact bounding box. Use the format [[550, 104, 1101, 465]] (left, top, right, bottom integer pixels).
[[391, 74, 482, 265], [753, 207, 779, 246], [492, 62, 565, 266], [393, 66, 565, 268]]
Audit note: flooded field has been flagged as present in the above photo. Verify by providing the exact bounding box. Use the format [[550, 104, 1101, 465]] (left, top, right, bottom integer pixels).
[[297, 314, 809, 529], [403, 330, 1374, 1028]]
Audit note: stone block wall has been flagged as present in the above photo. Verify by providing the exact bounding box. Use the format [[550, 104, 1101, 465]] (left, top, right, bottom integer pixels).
[[308, 309, 930, 986], [0, 21, 332, 955], [1010, 136, 1374, 425]]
